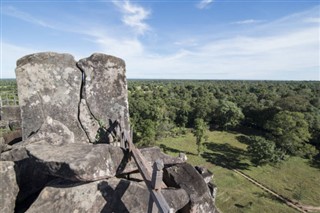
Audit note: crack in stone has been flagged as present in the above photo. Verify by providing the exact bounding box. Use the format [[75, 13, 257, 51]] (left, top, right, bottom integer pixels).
[[76, 68, 91, 142], [76, 64, 101, 143]]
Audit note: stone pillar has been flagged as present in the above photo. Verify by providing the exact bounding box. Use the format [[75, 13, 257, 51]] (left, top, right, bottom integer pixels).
[[15, 52, 88, 144]]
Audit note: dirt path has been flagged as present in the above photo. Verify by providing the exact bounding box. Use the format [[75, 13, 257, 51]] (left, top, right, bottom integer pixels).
[[232, 169, 320, 213]]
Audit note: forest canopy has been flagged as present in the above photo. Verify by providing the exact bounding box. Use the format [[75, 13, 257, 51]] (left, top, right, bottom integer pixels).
[[128, 80, 320, 165]]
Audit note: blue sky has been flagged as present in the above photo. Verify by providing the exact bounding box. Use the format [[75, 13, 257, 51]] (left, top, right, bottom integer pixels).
[[1, 0, 319, 80]]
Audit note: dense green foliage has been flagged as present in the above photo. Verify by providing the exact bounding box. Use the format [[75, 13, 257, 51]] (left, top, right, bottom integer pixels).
[[128, 80, 320, 164], [0, 79, 19, 106], [247, 136, 284, 165], [193, 118, 207, 156]]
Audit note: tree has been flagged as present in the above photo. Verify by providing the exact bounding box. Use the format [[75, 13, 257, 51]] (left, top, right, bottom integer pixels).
[[136, 119, 156, 147], [247, 136, 284, 165], [214, 100, 244, 130], [265, 111, 311, 156], [193, 118, 207, 156]]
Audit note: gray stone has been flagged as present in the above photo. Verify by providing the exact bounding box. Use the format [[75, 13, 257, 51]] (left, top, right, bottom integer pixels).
[[0, 161, 19, 213], [208, 182, 218, 203], [162, 188, 190, 211], [127, 172, 144, 182], [26, 178, 189, 213], [26, 141, 125, 181], [1, 106, 21, 121], [123, 147, 186, 174], [195, 165, 214, 184], [0, 137, 4, 153], [26, 116, 82, 145], [9, 120, 21, 131], [3, 130, 22, 145], [15, 52, 87, 144], [141, 147, 186, 165], [14, 158, 54, 205], [1, 146, 29, 161], [77, 53, 130, 141], [25, 142, 185, 181], [79, 99, 100, 143], [0, 120, 8, 129], [0, 145, 53, 205], [164, 163, 216, 213]]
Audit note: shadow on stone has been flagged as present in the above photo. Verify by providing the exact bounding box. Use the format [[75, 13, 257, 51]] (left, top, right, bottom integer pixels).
[[98, 180, 130, 213], [14, 159, 57, 213]]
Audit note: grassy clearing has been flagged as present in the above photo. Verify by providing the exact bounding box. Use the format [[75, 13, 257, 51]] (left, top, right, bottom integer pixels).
[[244, 157, 320, 207], [156, 131, 320, 213]]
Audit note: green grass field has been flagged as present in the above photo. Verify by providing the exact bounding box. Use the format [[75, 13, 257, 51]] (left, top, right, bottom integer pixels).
[[156, 131, 320, 213]]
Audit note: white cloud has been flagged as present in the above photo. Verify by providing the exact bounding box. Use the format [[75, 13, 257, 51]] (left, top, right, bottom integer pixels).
[[232, 19, 264, 25], [2, 6, 54, 28], [174, 38, 198, 47], [197, 0, 214, 9], [304, 17, 320, 23], [112, 0, 150, 35], [124, 7, 319, 80], [0, 43, 38, 79]]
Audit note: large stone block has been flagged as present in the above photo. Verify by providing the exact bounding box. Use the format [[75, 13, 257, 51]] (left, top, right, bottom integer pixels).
[[164, 163, 216, 213], [1, 106, 21, 121], [25, 142, 185, 181], [15, 52, 87, 144], [77, 53, 130, 142], [26, 141, 125, 181]]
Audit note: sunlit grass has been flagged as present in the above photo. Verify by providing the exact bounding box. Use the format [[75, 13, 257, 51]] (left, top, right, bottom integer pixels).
[[156, 131, 320, 212]]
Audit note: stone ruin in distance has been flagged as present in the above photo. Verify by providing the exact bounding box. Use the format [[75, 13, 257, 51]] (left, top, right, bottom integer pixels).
[[0, 52, 217, 213]]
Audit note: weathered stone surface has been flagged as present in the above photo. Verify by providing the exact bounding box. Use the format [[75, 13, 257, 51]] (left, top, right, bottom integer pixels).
[[77, 53, 129, 141], [164, 163, 216, 213], [9, 120, 21, 131], [1, 146, 29, 161], [162, 188, 190, 211], [0, 145, 53, 206], [0, 120, 8, 129], [25, 143, 185, 181], [26, 141, 125, 181], [14, 158, 54, 205], [26, 116, 82, 145], [123, 147, 186, 173], [195, 165, 214, 184], [3, 130, 22, 145], [208, 182, 218, 203], [127, 172, 143, 182], [79, 99, 100, 143], [15, 52, 87, 144], [0, 161, 19, 213], [0, 137, 4, 153], [1, 106, 21, 121], [27, 178, 189, 213]]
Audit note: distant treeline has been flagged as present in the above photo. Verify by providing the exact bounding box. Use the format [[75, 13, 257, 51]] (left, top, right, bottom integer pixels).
[[128, 80, 320, 164]]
